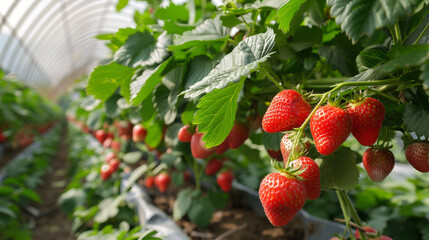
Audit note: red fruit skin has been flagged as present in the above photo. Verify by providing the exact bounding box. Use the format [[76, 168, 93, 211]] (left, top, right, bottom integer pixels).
[[217, 171, 233, 192], [132, 124, 147, 142], [355, 226, 377, 238], [144, 176, 155, 188], [103, 137, 113, 148], [183, 170, 191, 181], [280, 133, 310, 164], [291, 156, 320, 200], [95, 130, 108, 144], [101, 164, 113, 180], [259, 173, 306, 227], [0, 130, 6, 142], [111, 140, 121, 153], [107, 132, 115, 139], [363, 148, 395, 182], [405, 141, 429, 173], [227, 123, 249, 149], [190, 132, 217, 159], [178, 125, 193, 142], [205, 158, 223, 176], [347, 98, 385, 146], [310, 105, 352, 155], [109, 158, 120, 173], [155, 173, 171, 192], [215, 139, 229, 155], [105, 152, 117, 163], [267, 149, 283, 161], [262, 90, 312, 133]]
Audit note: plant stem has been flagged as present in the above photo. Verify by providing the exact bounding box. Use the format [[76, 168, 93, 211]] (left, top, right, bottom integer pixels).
[[340, 190, 368, 240], [201, 0, 206, 18], [188, 0, 196, 24], [413, 22, 429, 45], [261, 68, 284, 91], [394, 22, 402, 44]]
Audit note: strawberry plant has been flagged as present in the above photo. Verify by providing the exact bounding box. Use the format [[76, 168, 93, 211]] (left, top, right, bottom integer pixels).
[[66, 0, 429, 238]]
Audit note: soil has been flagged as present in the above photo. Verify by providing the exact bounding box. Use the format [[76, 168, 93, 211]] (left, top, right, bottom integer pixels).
[[142, 179, 304, 240], [29, 125, 75, 240]]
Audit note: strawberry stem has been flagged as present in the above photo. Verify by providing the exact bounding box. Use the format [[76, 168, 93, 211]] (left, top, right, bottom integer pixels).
[[261, 67, 284, 91], [337, 190, 368, 240]]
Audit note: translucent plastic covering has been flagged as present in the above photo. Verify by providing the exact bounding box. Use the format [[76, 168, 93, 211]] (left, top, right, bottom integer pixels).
[[0, 0, 146, 97]]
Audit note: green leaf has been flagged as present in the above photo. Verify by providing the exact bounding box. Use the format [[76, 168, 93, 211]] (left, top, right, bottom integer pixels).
[[420, 61, 429, 89], [164, 122, 182, 148], [356, 45, 390, 73], [153, 65, 185, 124], [163, 20, 195, 34], [188, 195, 215, 229], [116, 0, 128, 11], [155, 3, 189, 22], [173, 188, 192, 220], [315, 146, 359, 191], [193, 80, 245, 148], [289, 26, 323, 52], [185, 54, 224, 90], [123, 151, 143, 164], [87, 62, 135, 101], [172, 17, 230, 48], [145, 120, 164, 148], [277, 0, 314, 34], [327, 0, 422, 43], [262, 132, 283, 150], [0, 205, 16, 219], [207, 189, 228, 210], [319, 33, 360, 76], [183, 28, 275, 99], [94, 195, 125, 223], [251, 0, 289, 9], [220, 15, 243, 28], [58, 189, 86, 214], [403, 103, 429, 137], [0, 186, 14, 195], [20, 188, 41, 203], [114, 32, 171, 68], [130, 57, 176, 105], [181, 102, 197, 125]]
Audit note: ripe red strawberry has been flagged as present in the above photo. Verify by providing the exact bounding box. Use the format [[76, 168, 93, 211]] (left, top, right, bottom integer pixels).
[[291, 156, 320, 200], [405, 141, 429, 173], [262, 90, 312, 133], [116, 120, 133, 138], [111, 140, 121, 153], [178, 125, 193, 142], [355, 226, 377, 239], [217, 171, 233, 192], [347, 98, 385, 146], [362, 148, 395, 182], [101, 164, 113, 180], [183, 170, 191, 181], [190, 131, 217, 159], [205, 158, 223, 176], [95, 129, 108, 144], [132, 124, 147, 142], [103, 137, 113, 148], [310, 105, 352, 155], [280, 133, 310, 163], [0, 130, 6, 142], [105, 152, 117, 163], [109, 158, 120, 172], [155, 172, 171, 192], [267, 149, 283, 161], [259, 172, 306, 227], [227, 123, 249, 149], [144, 176, 155, 188], [215, 138, 229, 155]]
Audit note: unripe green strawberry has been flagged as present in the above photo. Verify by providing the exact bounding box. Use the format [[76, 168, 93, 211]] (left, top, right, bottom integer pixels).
[[362, 148, 395, 182], [259, 172, 306, 227], [347, 98, 385, 146], [310, 105, 352, 155], [262, 90, 312, 133], [405, 141, 429, 173], [291, 156, 320, 200]]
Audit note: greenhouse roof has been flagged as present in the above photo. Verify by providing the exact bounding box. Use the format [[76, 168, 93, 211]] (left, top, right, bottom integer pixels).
[[0, 0, 146, 97]]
